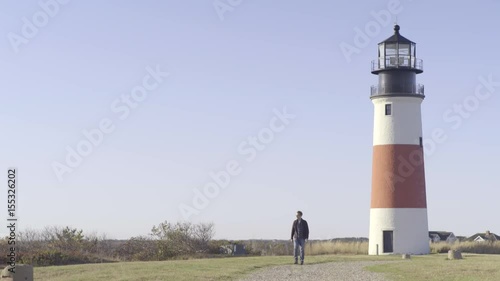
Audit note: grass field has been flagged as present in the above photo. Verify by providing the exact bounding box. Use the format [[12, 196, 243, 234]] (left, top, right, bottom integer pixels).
[[33, 254, 500, 281], [34, 255, 395, 281], [368, 254, 500, 281]]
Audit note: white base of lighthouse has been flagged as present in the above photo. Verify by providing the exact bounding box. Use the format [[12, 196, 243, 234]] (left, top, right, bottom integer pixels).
[[368, 208, 429, 255]]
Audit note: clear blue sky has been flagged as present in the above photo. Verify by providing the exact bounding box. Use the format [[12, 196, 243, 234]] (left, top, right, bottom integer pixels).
[[1, 0, 499, 240]]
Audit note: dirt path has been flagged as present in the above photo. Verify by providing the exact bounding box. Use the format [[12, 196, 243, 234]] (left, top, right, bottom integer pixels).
[[238, 261, 391, 281]]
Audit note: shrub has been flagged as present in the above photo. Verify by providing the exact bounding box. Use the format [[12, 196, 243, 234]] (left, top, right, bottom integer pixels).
[[115, 236, 157, 261], [15, 226, 114, 266], [150, 221, 215, 260]]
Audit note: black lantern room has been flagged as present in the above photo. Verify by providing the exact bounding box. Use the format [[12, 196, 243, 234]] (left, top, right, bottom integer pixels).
[[371, 25, 424, 98]]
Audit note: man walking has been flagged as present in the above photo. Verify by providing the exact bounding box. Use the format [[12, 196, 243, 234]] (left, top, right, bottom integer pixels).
[[291, 210, 309, 265]]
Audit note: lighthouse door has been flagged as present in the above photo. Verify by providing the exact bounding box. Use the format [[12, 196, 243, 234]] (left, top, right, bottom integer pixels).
[[383, 231, 394, 253]]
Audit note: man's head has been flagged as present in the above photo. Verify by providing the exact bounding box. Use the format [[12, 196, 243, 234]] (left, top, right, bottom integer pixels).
[[296, 211, 303, 219]]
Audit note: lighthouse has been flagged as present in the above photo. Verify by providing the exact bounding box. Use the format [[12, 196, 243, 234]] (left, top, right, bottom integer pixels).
[[368, 25, 429, 255]]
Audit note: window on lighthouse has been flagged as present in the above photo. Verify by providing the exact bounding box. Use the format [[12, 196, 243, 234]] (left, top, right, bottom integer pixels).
[[398, 43, 410, 66], [385, 104, 392, 116]]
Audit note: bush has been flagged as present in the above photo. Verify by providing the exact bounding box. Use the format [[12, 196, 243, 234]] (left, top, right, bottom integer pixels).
[[11, 222, 219, 265], [18, 249, 108, 266], [115, 236, 157, 261], [207, 240, 231, 255], [150, 221, 215, 260], [15, 226, 115, 266]]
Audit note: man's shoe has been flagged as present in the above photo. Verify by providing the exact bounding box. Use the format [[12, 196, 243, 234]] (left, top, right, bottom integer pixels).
[[294, 260, 298, 264], [300, 261, 304, 265]]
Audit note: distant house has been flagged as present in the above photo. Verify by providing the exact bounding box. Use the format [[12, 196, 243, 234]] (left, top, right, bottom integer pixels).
[[429, 231, 457, 243], [468, 231, 500, 242], [220, 243, 246, 255]]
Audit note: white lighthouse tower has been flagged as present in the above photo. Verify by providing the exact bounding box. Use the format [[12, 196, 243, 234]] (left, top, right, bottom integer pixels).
[[368, 25, 429, 255]]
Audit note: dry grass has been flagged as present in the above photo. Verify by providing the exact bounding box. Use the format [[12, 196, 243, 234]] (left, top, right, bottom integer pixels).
[[246, 240, 368, 256], [430, 241, 500, 254], [305, 241, 368, 255], [254, 240, 500, 256], [305, 240, 500, 256]]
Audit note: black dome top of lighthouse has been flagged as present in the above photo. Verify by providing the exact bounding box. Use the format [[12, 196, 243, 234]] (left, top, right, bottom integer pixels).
[[371, 24, 423, 74], [379, 24, 415, 44]]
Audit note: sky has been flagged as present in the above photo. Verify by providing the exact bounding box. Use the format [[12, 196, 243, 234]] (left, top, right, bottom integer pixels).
[[1, 0, 500, 240]]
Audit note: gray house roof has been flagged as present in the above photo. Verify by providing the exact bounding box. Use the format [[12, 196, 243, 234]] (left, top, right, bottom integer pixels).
[[467, 232, 500, 242], [429, 231, 454, 241]]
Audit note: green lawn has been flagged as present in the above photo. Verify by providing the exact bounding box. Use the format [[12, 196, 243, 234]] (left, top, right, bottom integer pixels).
[[33, 254, 500, 281], [368, 254, 500, 281], [34, 255, 395, 281]]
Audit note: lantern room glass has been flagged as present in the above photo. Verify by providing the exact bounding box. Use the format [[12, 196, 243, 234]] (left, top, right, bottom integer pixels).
[[378, 42, 417, 69]]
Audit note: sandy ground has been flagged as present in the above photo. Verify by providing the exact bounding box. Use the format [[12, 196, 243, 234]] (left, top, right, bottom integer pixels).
[[238, 261, 391, 281]]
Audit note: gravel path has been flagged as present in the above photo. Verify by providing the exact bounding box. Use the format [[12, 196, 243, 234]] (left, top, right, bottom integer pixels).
[[238, 261, 391, 281]]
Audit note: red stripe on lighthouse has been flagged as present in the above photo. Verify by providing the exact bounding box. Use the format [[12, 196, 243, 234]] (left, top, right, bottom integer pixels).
[[371, 144, 427, 208]]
